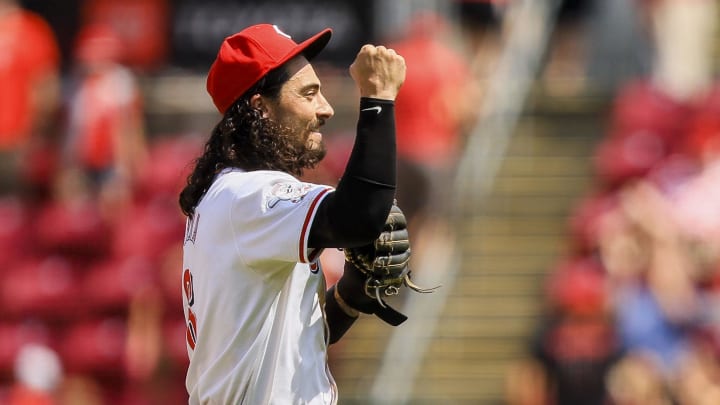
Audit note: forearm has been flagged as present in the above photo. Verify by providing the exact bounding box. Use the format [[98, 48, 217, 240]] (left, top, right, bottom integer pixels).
[[343, 98, 397, 188], [309, 98, 396, 248]]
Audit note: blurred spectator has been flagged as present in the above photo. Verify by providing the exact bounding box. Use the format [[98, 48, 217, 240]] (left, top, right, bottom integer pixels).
[[566, 190, 619, 256], [60, 23, 148, 218], [667, 89, 720, 258], [605, 351, 673, 405], [81, 0, 169, 72], [55, 375, 104, 405], [585, 0, 652, 93], [672, 340, 720, 405], [647, 0, 717, 104], [590, 0, 720, 374], [593, 0, 718, 189], [541, 0, 597, 95], [386, 10, 483, 238], [609, 181, 699, 374], [7, 344, 63, 405], [0, 0, 60, 195], [593, 79, 698, 188], [503, 0, 719, 402], [455, 0, 504, 59], [390, 11, 480, 172], [506, 256, 622, 405], [0, 322, 53, 383]]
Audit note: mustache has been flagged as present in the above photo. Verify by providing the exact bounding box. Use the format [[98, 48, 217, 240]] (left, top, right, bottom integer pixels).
[[310, 119, 325, 132]]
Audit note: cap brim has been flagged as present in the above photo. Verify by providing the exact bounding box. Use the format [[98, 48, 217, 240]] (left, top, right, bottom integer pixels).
[[297, 28, 332, 61]]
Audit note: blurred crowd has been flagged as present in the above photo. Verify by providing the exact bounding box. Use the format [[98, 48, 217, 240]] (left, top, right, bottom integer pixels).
[[0, 0, 200, 403], [507, 0, 720, 404]]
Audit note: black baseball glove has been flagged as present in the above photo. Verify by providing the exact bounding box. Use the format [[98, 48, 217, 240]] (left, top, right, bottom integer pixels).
[[336, 202, 438, 325]]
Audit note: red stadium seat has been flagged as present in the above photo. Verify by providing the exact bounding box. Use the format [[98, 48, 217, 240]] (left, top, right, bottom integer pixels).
[[134, 135, 203, 200], [59, 318, 127, 375], [81, 256, 156, 314], [33, 199, 110, 258], [111, 196, 185, 263], [1, 256, 80, 320], [0, 196, 32, 267]]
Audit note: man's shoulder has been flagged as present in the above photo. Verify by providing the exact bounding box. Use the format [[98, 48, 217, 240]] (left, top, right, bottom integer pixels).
[[215, 169, 298, 188]]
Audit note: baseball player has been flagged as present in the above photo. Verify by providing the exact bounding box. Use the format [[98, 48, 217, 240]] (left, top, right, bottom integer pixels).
[[179, 24, 406, 404]]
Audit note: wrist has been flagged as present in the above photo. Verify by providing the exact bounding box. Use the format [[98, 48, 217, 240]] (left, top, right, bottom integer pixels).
[[325, 286, 360, 344], [333, 285, 360, 318], [360, 92, 397, 101], [360, 97, 395, 106], [358, 79, 398, 100], [337, 262, 376, 313]]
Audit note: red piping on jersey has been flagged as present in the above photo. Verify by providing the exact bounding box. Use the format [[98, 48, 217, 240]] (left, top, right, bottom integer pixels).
[[299, 188, 331, 262]]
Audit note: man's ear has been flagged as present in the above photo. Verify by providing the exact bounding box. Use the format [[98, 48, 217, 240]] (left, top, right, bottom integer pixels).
[[250, 94, 271, 118]]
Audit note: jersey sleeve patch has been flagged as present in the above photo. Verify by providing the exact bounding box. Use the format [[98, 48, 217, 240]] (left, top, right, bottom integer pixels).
[[266, 182, 314, 209]]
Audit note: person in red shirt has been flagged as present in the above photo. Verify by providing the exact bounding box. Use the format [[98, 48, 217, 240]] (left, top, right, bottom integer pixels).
[[386, 11, 483, 243], [0, 0, 60, 194], [390, 11, 479, 171], [60, 23, 147, 211]]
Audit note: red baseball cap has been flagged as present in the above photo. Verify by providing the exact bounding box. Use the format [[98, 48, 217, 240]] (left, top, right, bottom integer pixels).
[[207, 24, 332, 114]]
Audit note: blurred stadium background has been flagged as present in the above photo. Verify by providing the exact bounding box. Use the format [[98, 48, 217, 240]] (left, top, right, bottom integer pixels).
[[1, 0, 720, 404]]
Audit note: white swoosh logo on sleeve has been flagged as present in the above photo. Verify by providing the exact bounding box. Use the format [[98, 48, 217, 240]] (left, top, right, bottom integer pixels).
[[360, 106, 382, 114]]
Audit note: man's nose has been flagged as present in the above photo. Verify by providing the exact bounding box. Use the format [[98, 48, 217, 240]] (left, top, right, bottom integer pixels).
[[317, 92, 334, 120]]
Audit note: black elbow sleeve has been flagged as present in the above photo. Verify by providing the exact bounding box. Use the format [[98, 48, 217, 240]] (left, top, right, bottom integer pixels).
[[308, 98, 397, 248]]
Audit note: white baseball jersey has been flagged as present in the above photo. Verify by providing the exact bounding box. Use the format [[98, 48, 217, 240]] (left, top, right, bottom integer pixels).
[[182, 168, 337, 405]]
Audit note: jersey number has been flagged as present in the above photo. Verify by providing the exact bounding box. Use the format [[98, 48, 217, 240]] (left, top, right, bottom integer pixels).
[[184, 268, 198, 350]]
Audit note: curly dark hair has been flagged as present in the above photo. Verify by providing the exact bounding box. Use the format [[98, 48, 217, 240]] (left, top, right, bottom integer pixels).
[[179, 65, 327, 216]]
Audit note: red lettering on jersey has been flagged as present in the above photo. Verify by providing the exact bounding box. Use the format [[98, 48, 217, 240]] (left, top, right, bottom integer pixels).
[[186, 307, 197, 350], [183, 268, 194, 306]]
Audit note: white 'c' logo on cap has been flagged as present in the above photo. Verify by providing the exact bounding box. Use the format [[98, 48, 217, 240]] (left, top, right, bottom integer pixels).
[[273, 25, 292, 39]]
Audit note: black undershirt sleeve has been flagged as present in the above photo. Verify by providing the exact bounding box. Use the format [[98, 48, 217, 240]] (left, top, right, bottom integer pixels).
[[324, 286, 358, 344], [308, 98, 397, 248]]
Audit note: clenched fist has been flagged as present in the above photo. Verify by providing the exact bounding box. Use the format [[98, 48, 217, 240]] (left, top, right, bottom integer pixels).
[[349, 45, 406, 101]]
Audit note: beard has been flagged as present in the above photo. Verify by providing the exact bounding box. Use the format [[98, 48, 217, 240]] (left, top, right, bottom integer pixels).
[[275, 117, 327, 170], [294, 132, 327, 169], [292, 128, 327, 169], [249, 117, 327, 176]]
